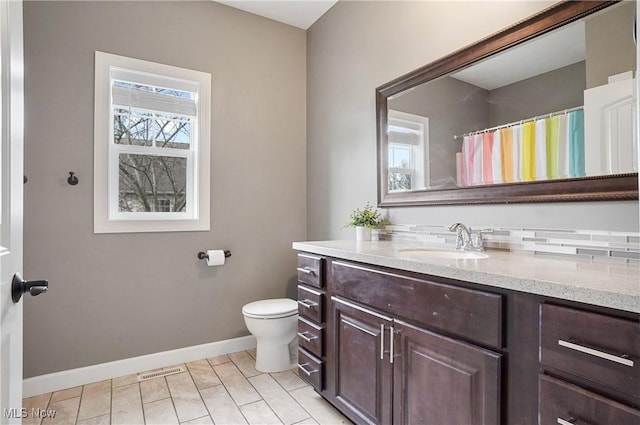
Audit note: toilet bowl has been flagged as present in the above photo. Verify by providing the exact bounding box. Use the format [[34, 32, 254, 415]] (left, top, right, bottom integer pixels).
[[242, 298, 299, 373]]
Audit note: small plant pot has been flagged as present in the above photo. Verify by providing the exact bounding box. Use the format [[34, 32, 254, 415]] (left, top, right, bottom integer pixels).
[[355, 226, 372, 241]]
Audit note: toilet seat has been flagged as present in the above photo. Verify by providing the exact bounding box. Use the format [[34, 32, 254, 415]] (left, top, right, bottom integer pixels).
[[242, 298, 298, 319]]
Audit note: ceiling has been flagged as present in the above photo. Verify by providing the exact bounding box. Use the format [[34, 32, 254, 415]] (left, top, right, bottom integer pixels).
[[451, 21, 586, 91], [214, 0, 338, 29]]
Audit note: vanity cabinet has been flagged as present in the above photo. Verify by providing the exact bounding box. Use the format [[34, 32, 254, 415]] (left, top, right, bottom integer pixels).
[[295, 253, 326, 391], [294, 251, 640, 425], [326, 259, 502, 425], [539, 375, 640, 425], [392, 319, 501, 425], [538, 303, 640, 424], [331, 297, 393, 424]]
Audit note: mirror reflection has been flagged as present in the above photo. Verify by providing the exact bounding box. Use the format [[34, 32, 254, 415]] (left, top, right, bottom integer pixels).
[[385, 1, 636, 193]]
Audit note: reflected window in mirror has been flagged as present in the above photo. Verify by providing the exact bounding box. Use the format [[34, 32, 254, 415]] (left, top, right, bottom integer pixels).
[[387, 110, 429, 191]]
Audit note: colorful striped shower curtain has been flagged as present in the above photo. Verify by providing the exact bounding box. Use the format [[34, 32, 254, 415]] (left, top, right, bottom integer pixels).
[[458, 110, 585, 187]]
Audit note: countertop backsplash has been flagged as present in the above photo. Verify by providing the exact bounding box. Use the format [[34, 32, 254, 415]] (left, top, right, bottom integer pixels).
[[376, 224, 640, 263]]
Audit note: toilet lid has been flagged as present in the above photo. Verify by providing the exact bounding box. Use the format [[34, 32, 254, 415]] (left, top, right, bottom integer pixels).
[[242, 298, 298, 319]]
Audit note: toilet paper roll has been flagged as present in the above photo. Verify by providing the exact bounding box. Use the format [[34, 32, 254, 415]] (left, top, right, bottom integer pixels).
[[206, 250, 226, 266]]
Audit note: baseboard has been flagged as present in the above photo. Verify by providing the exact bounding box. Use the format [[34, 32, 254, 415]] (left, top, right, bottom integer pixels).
[[23, 335, 256, 398]]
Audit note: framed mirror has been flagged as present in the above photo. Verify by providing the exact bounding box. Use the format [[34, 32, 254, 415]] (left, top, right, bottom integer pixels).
[[377, 0, 638, 206]]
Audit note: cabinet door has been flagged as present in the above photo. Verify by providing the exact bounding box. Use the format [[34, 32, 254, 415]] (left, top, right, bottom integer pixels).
[[331, 297, 393, 425], [393, 320, 502, 425]]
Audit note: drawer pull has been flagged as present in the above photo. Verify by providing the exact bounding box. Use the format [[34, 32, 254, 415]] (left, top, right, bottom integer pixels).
[[298, 362, 319, 376], [297, 267, 316, 276], [380, 324, 385, 360], [298, 299, 318, 309], [389, 326, 395, 364], [558, 339, 634, 367], [297, 331, 318, 342], [557, 417, 576, 425]]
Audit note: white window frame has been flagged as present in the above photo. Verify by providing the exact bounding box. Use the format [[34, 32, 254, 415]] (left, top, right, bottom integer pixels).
[[94, 51, 211, 233]]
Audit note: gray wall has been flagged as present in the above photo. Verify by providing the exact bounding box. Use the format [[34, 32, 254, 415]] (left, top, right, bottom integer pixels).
[[585, 1, 636, 89], [23, 1, 306, 377], [307, 0, 639, 240], [489, 61, 586, 126]]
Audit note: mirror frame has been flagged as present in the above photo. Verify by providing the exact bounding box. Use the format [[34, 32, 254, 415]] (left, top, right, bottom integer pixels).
[[376, 0, 638, 207]]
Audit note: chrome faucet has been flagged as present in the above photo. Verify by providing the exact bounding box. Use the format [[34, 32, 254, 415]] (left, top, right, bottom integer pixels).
[[448, 223, 492, 252], [449, 223, 472, 250]]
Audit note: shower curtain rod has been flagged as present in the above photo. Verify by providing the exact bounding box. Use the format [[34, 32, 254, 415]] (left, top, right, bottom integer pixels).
[[452, 105, 584, 140]]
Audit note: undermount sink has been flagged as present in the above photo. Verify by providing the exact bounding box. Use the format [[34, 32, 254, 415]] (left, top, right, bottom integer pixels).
[[397, 247, 489, 260]]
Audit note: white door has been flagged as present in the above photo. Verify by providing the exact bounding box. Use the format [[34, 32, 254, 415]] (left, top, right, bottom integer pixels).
[[0, 0, 24, 420], [584, 77, 638, 176]]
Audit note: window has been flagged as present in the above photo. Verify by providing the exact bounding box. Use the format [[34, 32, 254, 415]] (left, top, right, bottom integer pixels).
[[156, 199, 171, 212], [94, 52, 211, 233], [387, 110, 429, 191]]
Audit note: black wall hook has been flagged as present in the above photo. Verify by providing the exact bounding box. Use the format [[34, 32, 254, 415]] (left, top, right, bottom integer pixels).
[[67, 171, 79, 186]]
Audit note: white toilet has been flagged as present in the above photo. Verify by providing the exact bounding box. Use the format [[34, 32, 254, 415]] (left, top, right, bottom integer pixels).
[[242, 298, 299, 373]]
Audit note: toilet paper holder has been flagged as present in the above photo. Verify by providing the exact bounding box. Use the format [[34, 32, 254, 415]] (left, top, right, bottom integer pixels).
[[197, 250, 232, 261]]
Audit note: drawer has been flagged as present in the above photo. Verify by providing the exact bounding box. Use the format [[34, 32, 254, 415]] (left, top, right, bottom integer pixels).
[[298, 316, 323, 357], [539, 374, 640, 425], [297, 253, 324, 288], [331, 260, 503, 348], [298, 348, 323, 391], [540, 304, 640, 397], [297, 285, 324, 323]]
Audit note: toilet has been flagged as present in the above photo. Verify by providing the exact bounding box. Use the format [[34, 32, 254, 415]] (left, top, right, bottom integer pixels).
[[242, 298, 299, 373]]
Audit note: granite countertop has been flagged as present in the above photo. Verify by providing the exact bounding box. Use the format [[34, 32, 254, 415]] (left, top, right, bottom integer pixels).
[[292, 240, 640, 314]]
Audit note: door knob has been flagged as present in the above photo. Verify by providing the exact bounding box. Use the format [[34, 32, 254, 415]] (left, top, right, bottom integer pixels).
[[12, 273, 48, 303]]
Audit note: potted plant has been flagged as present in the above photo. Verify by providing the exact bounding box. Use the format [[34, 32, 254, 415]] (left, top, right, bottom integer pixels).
[[344, 203, 386, 241]]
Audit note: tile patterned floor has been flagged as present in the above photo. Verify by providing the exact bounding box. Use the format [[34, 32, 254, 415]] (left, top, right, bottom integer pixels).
[[22, 349, 351, 425]]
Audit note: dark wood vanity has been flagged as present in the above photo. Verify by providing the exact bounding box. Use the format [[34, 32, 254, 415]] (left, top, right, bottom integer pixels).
[[295, 252, 640, 425], [299, 1, 640, 421], [296, 253, 326, 391]]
